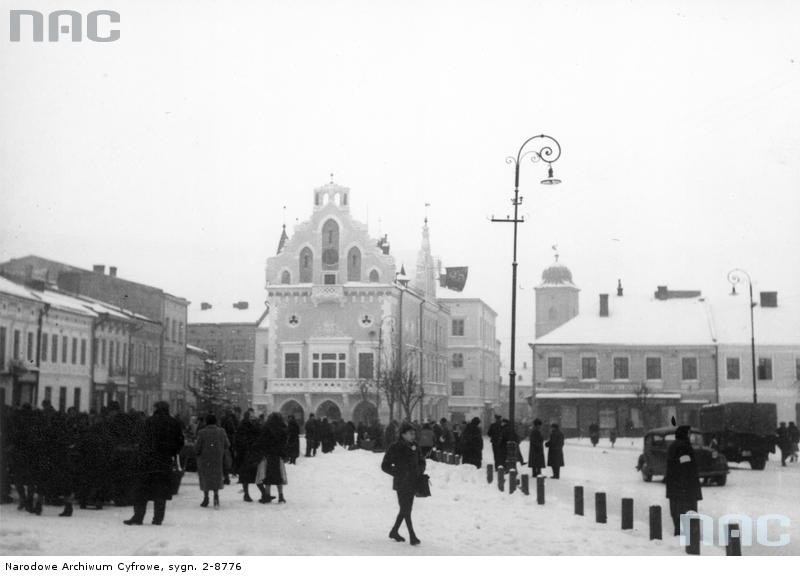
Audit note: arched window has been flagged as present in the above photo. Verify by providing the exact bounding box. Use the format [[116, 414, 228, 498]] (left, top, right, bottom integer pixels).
[[548, 307, 557, 321], [347, 247, 361, 281], [321, 219, 339, 269], [299, 247, 313, 283], [369, 269, 380, 283], [281, 270, 291, 284]]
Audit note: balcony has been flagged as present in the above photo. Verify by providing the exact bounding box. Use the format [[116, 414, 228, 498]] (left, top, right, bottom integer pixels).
[[310, 285, 345, 306], [269, 378, 361, 394]]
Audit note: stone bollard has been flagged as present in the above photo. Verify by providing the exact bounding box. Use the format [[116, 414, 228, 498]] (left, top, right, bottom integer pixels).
[[621, 498, 634, 530], [456, 455, 461, 466], [487, 465, 494, 484], [574, 486, 584, 516], [686, 517, 701, 555], [536, 476, 545, 505], [649, 505, 662, 540], [498, 469, 505, 492], [509, 470, 517, 494], [521, 474, 529, 496], [448, 453, 455, 465], [726, 523, 742, 556], [595, 492, 607, 523]]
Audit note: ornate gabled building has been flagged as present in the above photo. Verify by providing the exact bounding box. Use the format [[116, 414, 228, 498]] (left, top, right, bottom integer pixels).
[[256, 181, 450, 424]]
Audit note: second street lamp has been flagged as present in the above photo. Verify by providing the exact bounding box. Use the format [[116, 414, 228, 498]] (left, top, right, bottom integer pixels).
[[492, 134, 562, 470], [727, 268, 758, 404]]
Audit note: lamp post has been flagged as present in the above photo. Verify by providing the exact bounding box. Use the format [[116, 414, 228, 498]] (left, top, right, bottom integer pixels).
[[727, 268, 757, 404], [492, 134, 562, 468]]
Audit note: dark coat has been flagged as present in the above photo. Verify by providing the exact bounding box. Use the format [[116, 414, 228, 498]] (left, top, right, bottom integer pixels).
[[665, 437, 702, 502], [195, 425, 230, 492], [459, 422, 484, 467], [545, 428, 565, 468], [528, 427, 546, 469], [236, 418, 262, 484], [262, 424, 288, 486], [287, 419, 300, 459], [381, 439, 426, 493], [134, 411, 184, 501]]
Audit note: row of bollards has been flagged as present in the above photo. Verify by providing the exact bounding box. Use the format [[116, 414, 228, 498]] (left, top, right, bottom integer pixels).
[[432, 450, 461, 465]]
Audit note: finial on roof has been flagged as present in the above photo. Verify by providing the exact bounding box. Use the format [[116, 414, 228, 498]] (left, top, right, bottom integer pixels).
[[424, 202, 430, 225], [551, 244, 559, 262], [330, 173, 334, 184]]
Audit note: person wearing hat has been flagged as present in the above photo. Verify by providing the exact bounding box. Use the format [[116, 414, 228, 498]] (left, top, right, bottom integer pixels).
[[459, 417, 484, 468], [381, 422, 426, 545], [545, 423, 565, 479], [528, 419, 546, 477], [665, 425, 702, 536]]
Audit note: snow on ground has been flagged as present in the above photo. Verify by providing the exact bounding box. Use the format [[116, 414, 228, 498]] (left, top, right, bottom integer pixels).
[[0, 437, 796, 555]]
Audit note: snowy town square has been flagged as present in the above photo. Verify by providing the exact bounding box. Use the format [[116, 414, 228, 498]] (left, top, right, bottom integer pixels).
[[3, 0, 800, 564]]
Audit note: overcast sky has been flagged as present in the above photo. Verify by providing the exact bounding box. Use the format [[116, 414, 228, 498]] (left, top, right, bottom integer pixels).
[[2, 0, 799, 361]]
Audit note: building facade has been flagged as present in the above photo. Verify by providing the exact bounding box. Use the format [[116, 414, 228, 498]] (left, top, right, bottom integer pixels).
[[438, 297, 501, 424], [259, 181, 450, 424]]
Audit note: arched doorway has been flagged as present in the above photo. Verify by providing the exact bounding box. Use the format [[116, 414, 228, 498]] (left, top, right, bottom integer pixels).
[[316, 400, 342, 421], [280, 399, 305, 426], [352, 400, 378, 426]]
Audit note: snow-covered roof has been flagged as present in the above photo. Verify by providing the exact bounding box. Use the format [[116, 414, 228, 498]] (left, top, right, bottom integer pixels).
[[0, 276, 41, 303], [706, 293, 800, 346], [534, 294, 715, 346], [534, 392, 682, 400], [188, 300, 269, 325]]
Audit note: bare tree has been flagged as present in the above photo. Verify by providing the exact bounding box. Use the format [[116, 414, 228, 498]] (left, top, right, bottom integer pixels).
[[396, 368, 424, 421], [376, 367, 400, 422]]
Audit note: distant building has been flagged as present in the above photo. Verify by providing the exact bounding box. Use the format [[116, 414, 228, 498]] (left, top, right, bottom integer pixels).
[[262, 180, 450, 424], [187, 302, 269, 410], [0, 256, 188, 412]]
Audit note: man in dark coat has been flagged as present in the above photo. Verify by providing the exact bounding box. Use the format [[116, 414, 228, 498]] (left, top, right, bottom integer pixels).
[[286, 415, 300, 464], [124, 401, 184, 525], [545, 423, 565, 479], [776, 422, 792, 466], [528, 419, 546, 476], [488, 415, 503, 470], [235, 410, 262, 502], [381, 422, 425, 545], [459, 417, 484, 468], [304, 414, 317, 457], [665, 425, 702, 536]]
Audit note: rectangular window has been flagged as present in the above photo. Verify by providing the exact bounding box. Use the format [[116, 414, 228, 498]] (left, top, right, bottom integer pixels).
[[284, 353, 300, 379], [451, 380, 464, 396], [581, 357, 597, 380], [0, 326, 5, 367], [358, 352, 374, 379], [726, 357, 740, 380], [73, 388, 81, 411], [109, 341, 115, 367], [171, 320, 177, 343], [452, 353, 464, 368], [165, 318, 171, 342], [263, 346, 269, 365], [682, 357, 698, 380], [51, 334, 58, 363], [59, 387, 67, 412], [646, 357, 662, 380], [122, 343, 127, 371], [13, 330, 20, 360], [27, 332, 35, 362], [115, 341, 120, 368], [62, 336, 68, 363], [324, 274, 336, 285], [101, 339, 107, 366], [71, 337, 77, 364], [312, 353, 346, 379], [547, 357, 563, 378], [44, 386, 52, 402], [93, 338, 98, 365], [757, 357, 772, 381], [178, 322, 184, 345], [613, 357, 629, 380], [451, 319, 465, 337], [80, 339, 87, 366], [41, 332, 48, 362]]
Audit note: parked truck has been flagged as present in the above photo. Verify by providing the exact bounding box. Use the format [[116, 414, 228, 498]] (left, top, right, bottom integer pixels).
[[699, 402, 777, 470]]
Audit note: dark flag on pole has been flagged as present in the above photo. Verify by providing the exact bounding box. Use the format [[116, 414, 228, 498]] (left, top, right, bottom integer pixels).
[[440, 267, 468, 291]]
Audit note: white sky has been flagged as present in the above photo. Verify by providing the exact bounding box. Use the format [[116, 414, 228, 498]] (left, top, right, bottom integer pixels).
[[2, 0, 799, 363]]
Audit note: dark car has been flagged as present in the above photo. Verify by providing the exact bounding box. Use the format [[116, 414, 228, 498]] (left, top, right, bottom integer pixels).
[[636, 427, 728, 486]]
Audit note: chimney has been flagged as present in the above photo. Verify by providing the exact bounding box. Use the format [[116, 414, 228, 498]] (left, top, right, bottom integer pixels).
[[200, 302, 212, 311], [617, 279, 623, 297], [109, 266, 117, 277], [655, 285, 668, 300], [599, 294, 609, 317], [93, 264, 105, 274], [759, 291, 778, 308]]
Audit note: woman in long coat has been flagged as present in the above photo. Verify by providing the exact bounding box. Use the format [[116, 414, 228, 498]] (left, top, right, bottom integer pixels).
[[459, 418, 484, 468], [545, 423, 565, 479], [195, 414, 230, 508], [260, 412, 289, 503], [286, 415, 300, 464], [527, 419, 546, 477], [381, 422, 425, 545], [236, 411, 262, 502]]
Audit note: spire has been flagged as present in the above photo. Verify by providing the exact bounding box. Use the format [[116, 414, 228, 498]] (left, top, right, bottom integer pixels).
[[276, 206, 288, 254], [413, 213, 437, 299]]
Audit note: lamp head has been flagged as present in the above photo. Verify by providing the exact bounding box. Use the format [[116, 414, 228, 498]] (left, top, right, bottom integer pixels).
[[540, 164, 561, 185]]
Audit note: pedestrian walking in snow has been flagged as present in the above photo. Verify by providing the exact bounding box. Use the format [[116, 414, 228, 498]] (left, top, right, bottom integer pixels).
[[665, 425, 702, 536], [459, 417, 483, 468], [124, 401, 184, 526], [381, 422, 425, 546], [545, 423, 564, 479], [438, 418, 455, 453], [789, 422, 799, 462], [777, 422, 792, 466], [286, 415, 300, 464], [235, 410, 262, 502], [257, 412, 288, 503], [304, 414, 318, 457], [588, 423, 600, 447], [195, 414, 230, 509], [488, 415, 503, 470], [609, 429, 618, 448], [527, 419, 546, 477]]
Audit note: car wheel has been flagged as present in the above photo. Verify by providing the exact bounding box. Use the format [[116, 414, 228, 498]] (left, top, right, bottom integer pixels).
[[716, 475, 727, 486], [641, 463, 653, 482], [750, 457, 766, 471]]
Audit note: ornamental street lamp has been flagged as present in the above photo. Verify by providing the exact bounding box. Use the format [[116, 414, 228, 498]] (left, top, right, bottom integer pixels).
[[492, 134, 562, 469], [727, 268, 758, 404]]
